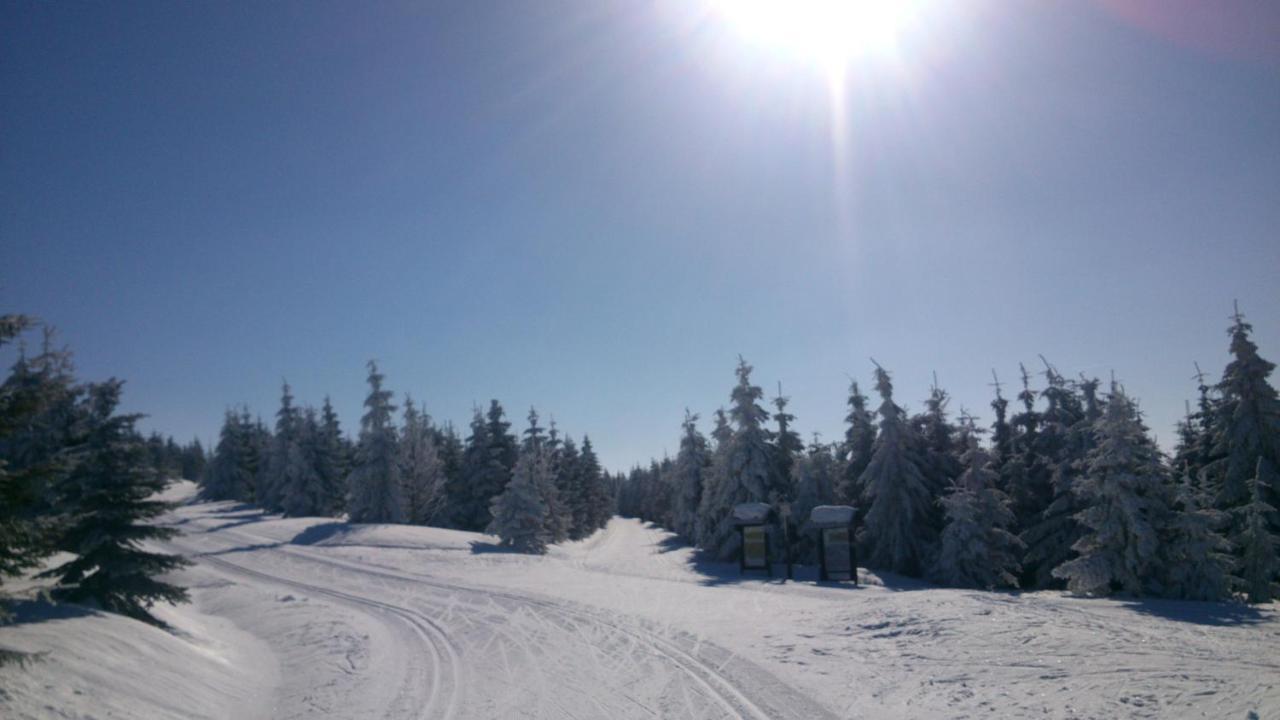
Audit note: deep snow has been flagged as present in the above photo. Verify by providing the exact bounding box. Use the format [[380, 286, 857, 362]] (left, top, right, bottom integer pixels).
[[3, 480, 1277, 719]]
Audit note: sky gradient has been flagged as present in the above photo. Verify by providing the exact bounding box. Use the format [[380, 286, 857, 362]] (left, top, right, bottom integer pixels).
[[3, 0, 1278, 470]]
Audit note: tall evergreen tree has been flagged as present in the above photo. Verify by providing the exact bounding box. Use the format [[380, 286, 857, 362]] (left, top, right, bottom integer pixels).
[[771, 387, 802, 500], [696, 408, 734, 550], [1053, 387, 1167, 597], [930, 422, 1023, 589], [523, 408, 569, 542], [671, 410, 710, 542], [313, 396, 349, 516], [448, 408, 507, 531], [282, 408, 327, 517], [838, 381, 876, 506], [858, 365, 935, 577], [912, 376, 960, 537], [398, 398, 446, 525], [577, 435, 612, 534], [1157, 466, 1232, 601], [264, 381, 306, 514], [1205, 307, 1280, 542], [346, 361, 404, 523], [200, 410, 254, 502], [41, 381, 190, 626], [701, 359, 776, 560], [1233, 459, 1278, 603]]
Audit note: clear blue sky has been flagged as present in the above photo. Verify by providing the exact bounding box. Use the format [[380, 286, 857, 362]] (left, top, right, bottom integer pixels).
[[3, 1, 1277, 470]]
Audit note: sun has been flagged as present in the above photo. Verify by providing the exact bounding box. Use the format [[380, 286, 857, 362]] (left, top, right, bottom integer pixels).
[[712, 0, 925, 72]]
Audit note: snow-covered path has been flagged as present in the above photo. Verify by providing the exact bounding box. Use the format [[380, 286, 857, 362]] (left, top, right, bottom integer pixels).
[[5, 484, 1278, 719], [166, 501, 834, 720]]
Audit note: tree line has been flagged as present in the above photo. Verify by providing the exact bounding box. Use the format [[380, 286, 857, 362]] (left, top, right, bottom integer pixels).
[[198, 360, 614, 553], [617, 307, 1278, 603], [0, 315, 190, 632]]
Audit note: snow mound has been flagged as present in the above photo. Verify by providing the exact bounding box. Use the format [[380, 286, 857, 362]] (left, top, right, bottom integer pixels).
[[732, 502, 773, 524]]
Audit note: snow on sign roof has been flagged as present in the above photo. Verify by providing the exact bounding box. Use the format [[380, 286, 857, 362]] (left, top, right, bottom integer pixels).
[[731, 502, 773, 524], [809, 505, 855, 528]]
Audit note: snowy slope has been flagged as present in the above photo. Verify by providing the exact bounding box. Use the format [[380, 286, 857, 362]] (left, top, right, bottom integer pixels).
[[4, 483, 1278, 719]]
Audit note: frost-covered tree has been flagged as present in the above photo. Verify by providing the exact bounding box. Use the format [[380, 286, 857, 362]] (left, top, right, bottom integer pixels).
[[1053, 388, 1167, 597], [671, 410, 710, 542], [486, 400, 519, 481], [701, 359, 777, 560], [281, 408, 326, 517], [447, 408, 506, 531], [1157, 467, 1231, 601], [838, 381, 876, 506], [311, 396, 349, 516], [346, 361, 404, 524], [791, 437, 839, 564], [1022, 373, 1096, 589], [772, 388, 802, 499], [696, 408, 733, 550], [912, 377, 960, 535], [1233, 458, 1278, 603], [200, 409, 254, 502], [577, 435, 612, 534], [858, 365, 936, 577], [1205, 308, 1280, 539], [930, 424, 1023, 590], [1006, 366, 1052, 534], [523, 408, 569, 542], [488, 449, 552, 554], [41, 381, 190, 626], [399, 398, 446, 525], [0, 315, 66, 600], [264, 381, 307, 514]]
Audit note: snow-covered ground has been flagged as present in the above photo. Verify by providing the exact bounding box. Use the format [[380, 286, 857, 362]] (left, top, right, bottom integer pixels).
[[4, 481, 1278, 719]]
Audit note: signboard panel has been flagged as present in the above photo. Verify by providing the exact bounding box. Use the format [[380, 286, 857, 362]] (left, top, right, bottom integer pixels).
[[742, 525, 769, 570], [822, 527, 852, 580]]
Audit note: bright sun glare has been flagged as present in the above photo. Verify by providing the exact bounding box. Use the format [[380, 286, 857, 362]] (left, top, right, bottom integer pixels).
[[712, 0, 925, 72]]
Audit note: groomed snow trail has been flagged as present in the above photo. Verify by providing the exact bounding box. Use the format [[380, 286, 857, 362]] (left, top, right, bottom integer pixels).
[[167, 502, 836, 720]]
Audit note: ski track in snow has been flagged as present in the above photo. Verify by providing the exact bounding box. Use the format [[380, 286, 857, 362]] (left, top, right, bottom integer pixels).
[[104, 489, 1274, 717], [168, 506, 833, 720]]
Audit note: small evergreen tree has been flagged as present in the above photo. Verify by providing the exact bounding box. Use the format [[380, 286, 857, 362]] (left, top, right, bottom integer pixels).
[[488, 449, 552, 554], [346, 361, 404, 523], [41, 381, 190, 626]]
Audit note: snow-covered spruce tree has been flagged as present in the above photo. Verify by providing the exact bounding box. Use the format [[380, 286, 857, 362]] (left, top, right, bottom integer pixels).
[[1205, 308, 1280, 543], [446, 409, 491, 530], [0, 315, 66, 603], [41, 381, 190, 626], [912, 377, 961, 537], [671, 410, 710, 542], [486, 400, 519, 482], [263, 381, 307, 514], [488, 448, 552, 554], [1234, 459, 1278, 603], [929, 423, 1023, 590], [398, 398, 446, 525], [311, 396, 349, 516], [791, 437, 839, 564], [432, 421, 464, 515], [1052, 387, 1167, 597], [523, 408, 569, 542], [696, 407, 733, 550], [700, 359, 777, 560], [772, 389, 803, 499], [346, 361, 404, 524], [179, 438, 206, 481], [200, 409, 254, 502], [858, 365, 936, 577], [1022, 372, 1096, 589], [554, 434, 585, 538], [838, 381, 876, 506], [1157, 466, 1232, 601], [578, 435, 612, 533], [1006, 366, 1052, 535], [989, 376, 1014, 488], [281, 408, 326, 517]]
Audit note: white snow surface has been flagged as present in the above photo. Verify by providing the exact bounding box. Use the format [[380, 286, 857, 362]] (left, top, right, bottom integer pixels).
[[4, 480, 1279, 719], [808, 505, 856, 528]]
